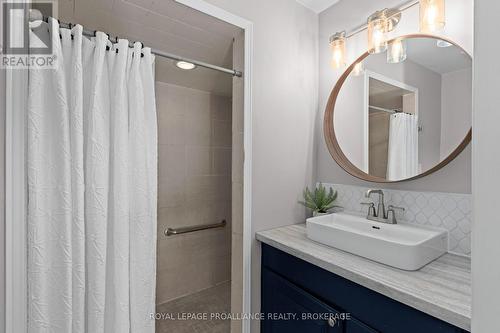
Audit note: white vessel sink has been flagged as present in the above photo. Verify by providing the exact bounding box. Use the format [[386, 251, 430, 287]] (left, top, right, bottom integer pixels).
[[306, 212, 448, 271]]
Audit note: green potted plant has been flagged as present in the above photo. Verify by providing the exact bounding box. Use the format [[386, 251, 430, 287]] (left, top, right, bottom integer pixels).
[[299, 183, 339, 216]]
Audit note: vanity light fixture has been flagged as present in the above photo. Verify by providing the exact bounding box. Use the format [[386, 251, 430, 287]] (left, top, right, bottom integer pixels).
[[175, 61, 196, 70], [387, 38, 407, 63], [327, 1, 421, 71], [367, 10, 388, 54], [367, 8, 401, 54], [419, 0, 445, 32], [329, 31, 346, 69]]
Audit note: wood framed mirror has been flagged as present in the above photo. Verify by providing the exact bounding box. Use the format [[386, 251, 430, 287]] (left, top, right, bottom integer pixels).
[[324, 34, 472, 183]]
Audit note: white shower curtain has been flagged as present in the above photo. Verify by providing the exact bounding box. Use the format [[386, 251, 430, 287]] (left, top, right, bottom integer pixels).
[[27, 19, 157, 333], [386, 113, 419, 181]]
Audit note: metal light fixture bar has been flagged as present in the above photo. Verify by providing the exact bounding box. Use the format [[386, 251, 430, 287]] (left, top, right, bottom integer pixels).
[[342, 0, 419, 39]]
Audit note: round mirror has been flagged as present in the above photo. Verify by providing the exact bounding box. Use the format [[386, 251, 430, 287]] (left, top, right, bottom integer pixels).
[[324, 34, 472, 182]]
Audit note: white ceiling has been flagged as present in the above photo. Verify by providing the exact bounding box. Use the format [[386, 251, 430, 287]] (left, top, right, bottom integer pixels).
[[370, 78, 412, 97], [59, 0, 242, 95], [406, 38, 472, 75], [295, 0, 341, 13]]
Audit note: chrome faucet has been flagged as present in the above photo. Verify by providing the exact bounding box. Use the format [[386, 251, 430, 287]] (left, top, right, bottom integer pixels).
[[365, 189, 386, 218], [361, 189, 405, 224]]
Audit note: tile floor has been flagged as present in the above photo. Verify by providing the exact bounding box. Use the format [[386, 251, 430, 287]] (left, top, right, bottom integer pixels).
[[155, 281, 231, 333]]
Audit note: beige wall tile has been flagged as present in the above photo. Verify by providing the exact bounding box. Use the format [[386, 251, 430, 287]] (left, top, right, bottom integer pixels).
[[157, 205, 186, 235], [232, 79, 244, 133], [232, 131, 244, 184], [156, 228, 232, 305], [185, 145, 211, 176], [156, 83, 187, 117], [158, 144, 185, 184], [231, 319, 243, 333], [185, 89, 210, 118], [231, 182, 244, 235], [158, 113, 185, 145], [212, 147, 232, 175], [212, 119, 232, 147], [186, 175, 217, 202], [185, 114, 211, 146], [185, 200, 216, 225], [231, 233, 244, 328], [230, 32, 245, 329], [212, 254, 231, 284], [217, 176, 232, 202], [156, 83, 232, 305], [210, 95, 232, 121], [157, 235, 184, 272], [158, 176, 185, 208]]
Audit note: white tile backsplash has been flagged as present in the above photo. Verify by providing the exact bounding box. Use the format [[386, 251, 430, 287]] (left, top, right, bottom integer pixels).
[[322, 183, 471, 257]]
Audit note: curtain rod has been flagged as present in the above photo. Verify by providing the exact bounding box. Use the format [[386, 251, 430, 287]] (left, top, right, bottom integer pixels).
[[29, 13, 242, 77], [345, 0, 419, 38], [369, 105, 402, 114]]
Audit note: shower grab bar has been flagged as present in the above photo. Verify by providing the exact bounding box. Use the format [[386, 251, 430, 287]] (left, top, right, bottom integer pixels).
[[164, 220, 226, 236]]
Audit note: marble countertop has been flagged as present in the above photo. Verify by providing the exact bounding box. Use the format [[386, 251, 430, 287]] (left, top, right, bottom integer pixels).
[[256, 224, 471, 331]]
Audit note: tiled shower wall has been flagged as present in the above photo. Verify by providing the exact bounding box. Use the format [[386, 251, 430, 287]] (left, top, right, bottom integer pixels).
[[156, 82, 232, 305], [323, 183, 471, 256]]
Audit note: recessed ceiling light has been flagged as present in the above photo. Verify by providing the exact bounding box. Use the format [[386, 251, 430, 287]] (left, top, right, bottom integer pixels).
[[175, 61, 196, 70], [436, 40, 452, 48]]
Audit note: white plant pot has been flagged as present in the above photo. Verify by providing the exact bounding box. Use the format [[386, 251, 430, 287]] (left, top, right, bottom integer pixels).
[[313, 211, 329, 217]]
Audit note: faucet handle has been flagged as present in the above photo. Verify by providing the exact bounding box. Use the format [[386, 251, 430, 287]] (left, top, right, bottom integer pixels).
[[387, 205, 405, 224], [388, 205, 405, 212], [360, 202, 376, 217]]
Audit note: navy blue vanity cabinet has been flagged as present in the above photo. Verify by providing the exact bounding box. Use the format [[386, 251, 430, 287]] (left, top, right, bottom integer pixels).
[[262, 269, 343, 332], [261, 244, 468, 333]]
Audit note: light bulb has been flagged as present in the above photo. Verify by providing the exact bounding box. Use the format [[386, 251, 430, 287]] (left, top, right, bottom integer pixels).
[[367, 11, 388, 54], [329, 31, 346, 69], [175, 61, 196, 70], [420, 0, 445, 32], [387, 39, 407, 63]]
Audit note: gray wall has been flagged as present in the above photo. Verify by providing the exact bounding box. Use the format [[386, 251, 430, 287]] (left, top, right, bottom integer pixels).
[[318, 0, 473, 194], [440, 68, 472, 159], [202, 1, 319, 332], [472, 0, 500, 331]]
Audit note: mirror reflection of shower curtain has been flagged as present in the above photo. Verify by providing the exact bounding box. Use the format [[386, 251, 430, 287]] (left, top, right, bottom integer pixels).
[[386, 113, 419, 181]]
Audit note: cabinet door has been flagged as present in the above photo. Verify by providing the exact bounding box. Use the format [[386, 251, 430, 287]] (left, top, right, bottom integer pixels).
[[262, 268, 343, 333], [344, 318, 379, 333]]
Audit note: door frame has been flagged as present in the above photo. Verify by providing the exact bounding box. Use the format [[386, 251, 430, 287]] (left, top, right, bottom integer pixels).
[[5, 67, 28, 333], [363, 70, 419, 174], [5, 3, 29, 332]]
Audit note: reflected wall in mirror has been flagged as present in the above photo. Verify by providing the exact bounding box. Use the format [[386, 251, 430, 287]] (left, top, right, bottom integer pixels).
[[325, 34, 472, 182]]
